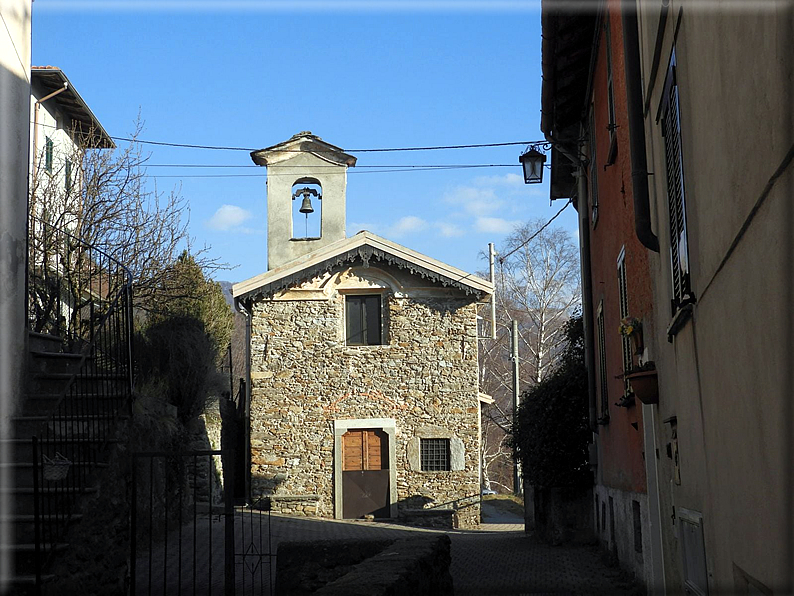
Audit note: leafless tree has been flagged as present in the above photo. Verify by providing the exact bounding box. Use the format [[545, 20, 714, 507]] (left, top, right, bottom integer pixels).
[[29, 119, 225, 334], [478, 220, 581, 491]]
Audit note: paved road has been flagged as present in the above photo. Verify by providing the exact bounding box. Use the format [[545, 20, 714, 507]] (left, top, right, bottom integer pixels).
[[133, 504, 642, 595]]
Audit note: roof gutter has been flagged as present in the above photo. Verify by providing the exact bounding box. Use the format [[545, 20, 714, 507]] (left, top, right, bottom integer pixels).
[[622, 0, 660, 252]]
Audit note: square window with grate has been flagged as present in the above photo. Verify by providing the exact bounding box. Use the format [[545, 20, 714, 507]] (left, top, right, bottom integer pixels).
[[420, 438, 450, 471]]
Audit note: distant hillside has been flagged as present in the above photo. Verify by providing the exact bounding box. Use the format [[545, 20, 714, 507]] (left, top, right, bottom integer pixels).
[[219, 281, 235, 309]]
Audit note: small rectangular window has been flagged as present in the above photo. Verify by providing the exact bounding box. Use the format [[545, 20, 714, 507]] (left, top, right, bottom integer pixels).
[[45, 137, 54, 173], [420, 438, 450, 471], [345, 295, 382, 345], [65, 159, 72, 191], [633, 500, 643, 554]]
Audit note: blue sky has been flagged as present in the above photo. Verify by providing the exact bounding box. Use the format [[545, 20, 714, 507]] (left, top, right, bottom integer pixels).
[[32, 1, 578, 283]]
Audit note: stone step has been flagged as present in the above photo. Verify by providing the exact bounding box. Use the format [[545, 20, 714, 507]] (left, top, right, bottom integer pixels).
[[19, 392, 128, 418], [12, 414, 130, 440], [0, 460, 108, 488], [1, 438, 119, 465], [29, 350, 88, 375], [27, 331, 67, 353], [1, 486, 98, 515], [27, 371, 128, 395], [4, 542, 69, 581], [2, 513, 84, 543]]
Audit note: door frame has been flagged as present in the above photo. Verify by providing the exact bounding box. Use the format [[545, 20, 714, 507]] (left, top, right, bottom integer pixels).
[[333, 418, 397, 519]]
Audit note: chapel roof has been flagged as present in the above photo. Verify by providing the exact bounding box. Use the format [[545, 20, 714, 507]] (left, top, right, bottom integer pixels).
[[232, 230, 493, 302]]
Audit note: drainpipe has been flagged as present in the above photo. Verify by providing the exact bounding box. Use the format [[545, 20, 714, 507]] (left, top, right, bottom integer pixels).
[[540, 9, 597, 432], [622, 0, 660, 252], [575, 166, 598, 433], [544, 132, 598, 433], [235, 297, 253, 503], [30, 82, 69, 212], [27, 82, 69, 333]]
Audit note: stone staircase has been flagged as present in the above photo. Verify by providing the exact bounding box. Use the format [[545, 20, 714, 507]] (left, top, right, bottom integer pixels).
[[2, 331, 128, 593]]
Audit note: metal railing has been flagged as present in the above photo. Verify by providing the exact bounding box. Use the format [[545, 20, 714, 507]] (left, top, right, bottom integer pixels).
[[27, 216, 135, 584]]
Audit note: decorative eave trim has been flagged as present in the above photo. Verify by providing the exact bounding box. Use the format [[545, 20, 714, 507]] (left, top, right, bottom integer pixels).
[[233, 232, 492, 303]]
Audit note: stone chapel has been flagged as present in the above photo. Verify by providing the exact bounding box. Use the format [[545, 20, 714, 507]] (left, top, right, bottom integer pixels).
[[232, 132, 493, 528]]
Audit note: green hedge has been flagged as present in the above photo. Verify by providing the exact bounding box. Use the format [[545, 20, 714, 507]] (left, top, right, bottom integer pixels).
[[512, 315, 592, 489]]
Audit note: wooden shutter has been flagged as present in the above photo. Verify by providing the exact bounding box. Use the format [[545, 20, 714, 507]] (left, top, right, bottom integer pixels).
[[342, 429, 387, 471]]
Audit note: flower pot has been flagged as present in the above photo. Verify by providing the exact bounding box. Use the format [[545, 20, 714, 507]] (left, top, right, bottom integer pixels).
[[630, 329, 644, 356], [626, 369, 658, 405]]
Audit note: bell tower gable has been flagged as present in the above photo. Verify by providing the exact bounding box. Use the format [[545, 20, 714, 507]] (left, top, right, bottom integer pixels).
[[251, 132, 357, 270]]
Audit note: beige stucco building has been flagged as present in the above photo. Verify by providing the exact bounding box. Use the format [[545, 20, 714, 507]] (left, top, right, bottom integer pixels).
[[233, 133, 492, 528], [635, 3, 794, 594], [540, 1, 793, 593]]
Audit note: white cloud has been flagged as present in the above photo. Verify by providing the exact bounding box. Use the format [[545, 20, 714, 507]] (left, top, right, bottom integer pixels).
[[436, 222, 465, 238], [471, 172, 525, 188], [444, 186, 502, 217], [475, 217, 521, 234], [387, 215, 428, 237], [207, 204, 253, 231]]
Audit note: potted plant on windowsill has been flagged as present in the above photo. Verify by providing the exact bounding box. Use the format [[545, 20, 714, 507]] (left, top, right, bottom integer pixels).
[[625, 361, 659, 405], [618, 316, 644, 357]]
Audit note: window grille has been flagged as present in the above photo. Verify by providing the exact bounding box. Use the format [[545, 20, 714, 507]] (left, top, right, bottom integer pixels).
[[345, 295, 382, 345], [420, 438, 450, 471], [596, 302, 609, 418], [660, 50, 694, 314]]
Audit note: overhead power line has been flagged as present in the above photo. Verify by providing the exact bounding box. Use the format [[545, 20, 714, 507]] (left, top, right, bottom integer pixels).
[[33, 120, 538, 154], [108, 136, 538, 153], [144, 163, 515, 168], [497, 198, 574, 264]]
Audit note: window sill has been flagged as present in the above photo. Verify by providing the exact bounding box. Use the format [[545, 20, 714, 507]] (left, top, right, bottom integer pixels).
[[666, 303, 694, 342]]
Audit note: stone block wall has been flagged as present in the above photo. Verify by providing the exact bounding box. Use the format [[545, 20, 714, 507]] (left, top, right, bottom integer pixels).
[[248, 266, 482, 527]]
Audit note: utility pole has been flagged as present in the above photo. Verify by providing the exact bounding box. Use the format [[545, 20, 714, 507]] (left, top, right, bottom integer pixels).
[[511, 319, 522, 496]]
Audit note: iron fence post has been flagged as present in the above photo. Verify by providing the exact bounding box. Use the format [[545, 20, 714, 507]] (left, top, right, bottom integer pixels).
[[224, 449, 235, 595]]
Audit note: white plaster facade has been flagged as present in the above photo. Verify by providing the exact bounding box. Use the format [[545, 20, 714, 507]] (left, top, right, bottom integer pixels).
[[0, 1, 32, 588]]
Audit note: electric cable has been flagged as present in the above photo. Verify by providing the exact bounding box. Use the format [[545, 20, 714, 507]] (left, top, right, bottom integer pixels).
[[496, 198, 573, 264]]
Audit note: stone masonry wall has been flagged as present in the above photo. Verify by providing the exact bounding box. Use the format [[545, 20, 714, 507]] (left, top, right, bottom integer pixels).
[[248, 266, 482, 527]]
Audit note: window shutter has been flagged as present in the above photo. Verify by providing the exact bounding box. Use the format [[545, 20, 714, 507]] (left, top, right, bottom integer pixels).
[[596, 303, 608, 418], [661, 51, 693, 313]]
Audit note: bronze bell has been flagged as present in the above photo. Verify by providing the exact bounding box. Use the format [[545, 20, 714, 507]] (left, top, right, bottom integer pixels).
[[299, 194, 314, 214]]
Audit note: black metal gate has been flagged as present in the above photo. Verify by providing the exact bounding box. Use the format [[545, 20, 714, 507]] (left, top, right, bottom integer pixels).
[[130, 450, 273, 595]]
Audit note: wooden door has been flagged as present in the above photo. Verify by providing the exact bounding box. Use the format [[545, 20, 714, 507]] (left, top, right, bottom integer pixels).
[[341, 429, 389, 519]]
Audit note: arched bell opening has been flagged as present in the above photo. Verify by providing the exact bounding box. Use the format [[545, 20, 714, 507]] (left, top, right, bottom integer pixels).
[[291, 177, 322, 240]]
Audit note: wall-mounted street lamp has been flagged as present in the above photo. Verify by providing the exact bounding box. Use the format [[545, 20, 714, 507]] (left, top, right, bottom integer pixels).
[[519, 145, 548, 184]]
